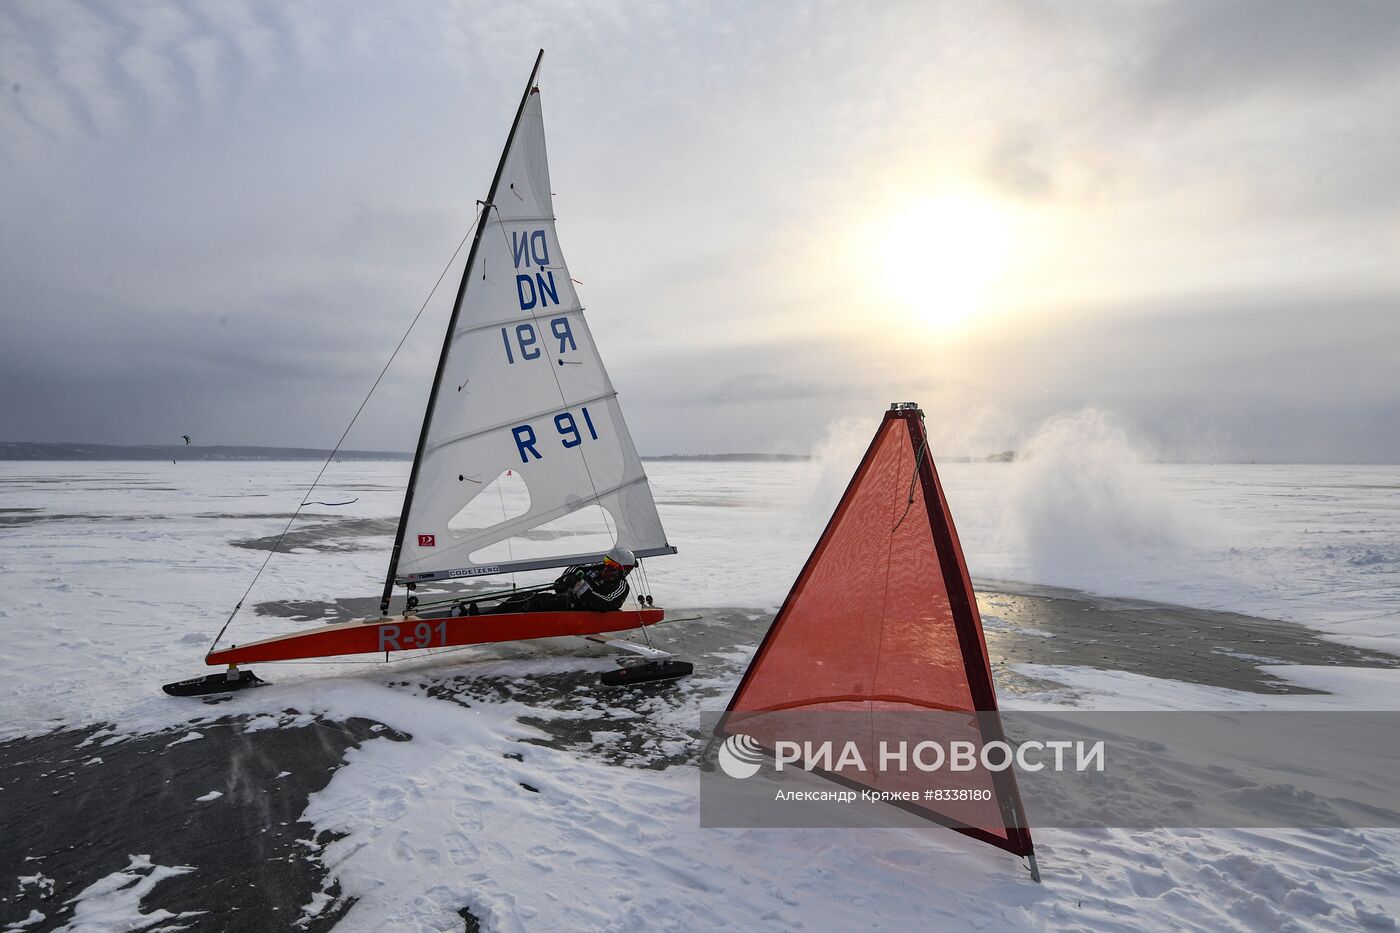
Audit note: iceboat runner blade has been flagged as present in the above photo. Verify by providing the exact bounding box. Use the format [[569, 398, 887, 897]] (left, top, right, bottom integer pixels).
[[599, 659, 693, 687], [162, 668, 265, 697], [580, 627, 694, 686]]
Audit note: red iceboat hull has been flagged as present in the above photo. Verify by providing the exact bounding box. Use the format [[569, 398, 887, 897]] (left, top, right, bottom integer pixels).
[[206, 608, 666, 666]]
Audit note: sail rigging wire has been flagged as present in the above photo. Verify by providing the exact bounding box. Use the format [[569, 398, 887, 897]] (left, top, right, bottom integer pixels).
[[891, 433, 929, 534], [496, 469, 517, 589], [629, 556, 658, 649], [205, 205, 486, 659]]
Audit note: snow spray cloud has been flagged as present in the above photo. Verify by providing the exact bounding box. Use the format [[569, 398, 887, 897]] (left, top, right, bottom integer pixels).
[[804, 416, 875, 535], [992, 408, 1220, 595], [806, 405, 1018, 528], [923, 404, 1019, 463]]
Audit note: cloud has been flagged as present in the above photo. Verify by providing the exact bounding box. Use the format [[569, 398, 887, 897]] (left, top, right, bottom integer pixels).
[[0, 1, 413, 164], [1131, 1, 1400, 109], [982, 127, 1056, 201], [2, 1, 1399, 461], [954, 290, 1400, 462]]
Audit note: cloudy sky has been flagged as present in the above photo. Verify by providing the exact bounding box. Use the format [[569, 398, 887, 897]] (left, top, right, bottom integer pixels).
[[2, 1, 1398, 461]]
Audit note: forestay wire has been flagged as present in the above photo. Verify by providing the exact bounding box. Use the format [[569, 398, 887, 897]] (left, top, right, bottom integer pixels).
[[206, 207, 485, 659]]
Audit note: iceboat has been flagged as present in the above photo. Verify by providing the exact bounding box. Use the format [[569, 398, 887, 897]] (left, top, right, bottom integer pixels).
[[165, 51, 687, 695]]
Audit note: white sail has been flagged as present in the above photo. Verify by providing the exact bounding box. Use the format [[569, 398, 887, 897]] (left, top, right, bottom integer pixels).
[[393, 84, 673, 584]]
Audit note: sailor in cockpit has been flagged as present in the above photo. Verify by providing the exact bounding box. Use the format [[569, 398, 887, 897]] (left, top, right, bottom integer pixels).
[[480, 545, 638, 614]]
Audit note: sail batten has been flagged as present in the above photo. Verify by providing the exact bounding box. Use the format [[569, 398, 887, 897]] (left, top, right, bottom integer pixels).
[[385, 54, 673, 592], [486, 213, 558, 224], [400, 545, 679, 583], [453, 306, 585, 341], [424, 390, 619, 456]]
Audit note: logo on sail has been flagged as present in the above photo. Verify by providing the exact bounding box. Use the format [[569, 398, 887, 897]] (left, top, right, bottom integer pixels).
[[717, 733, 765, 779], [417, 534, 436, 547]]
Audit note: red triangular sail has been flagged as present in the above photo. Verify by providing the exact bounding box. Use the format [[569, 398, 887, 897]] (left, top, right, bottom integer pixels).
[[725, 404, 1034, 860]]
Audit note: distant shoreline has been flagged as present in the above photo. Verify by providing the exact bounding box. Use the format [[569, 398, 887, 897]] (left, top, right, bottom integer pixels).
[[2, 442, 1394, 465], [0, 443, 810, 463], [0, 442, 414, 462]]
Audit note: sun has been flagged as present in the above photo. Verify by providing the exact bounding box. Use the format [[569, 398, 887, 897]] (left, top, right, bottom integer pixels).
[[876, 196, 1013, 328]]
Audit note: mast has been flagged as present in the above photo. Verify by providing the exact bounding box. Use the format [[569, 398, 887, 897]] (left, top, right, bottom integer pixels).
[[380, 49, 545, 615]]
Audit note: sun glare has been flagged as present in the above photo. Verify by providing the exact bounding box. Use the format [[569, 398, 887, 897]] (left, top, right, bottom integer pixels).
[[877, 196, 1013, 328]]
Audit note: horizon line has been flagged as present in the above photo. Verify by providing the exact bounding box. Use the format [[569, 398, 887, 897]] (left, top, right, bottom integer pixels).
[[1, 440, 1398, 467]]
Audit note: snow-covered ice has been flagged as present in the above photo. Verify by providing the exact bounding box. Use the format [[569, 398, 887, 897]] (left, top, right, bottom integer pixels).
[[2, 455, 1399, 930], [51, 855, 199, 933]]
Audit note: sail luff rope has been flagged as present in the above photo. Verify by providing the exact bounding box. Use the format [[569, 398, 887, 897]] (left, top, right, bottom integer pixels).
[[205, 206, 485, 659]]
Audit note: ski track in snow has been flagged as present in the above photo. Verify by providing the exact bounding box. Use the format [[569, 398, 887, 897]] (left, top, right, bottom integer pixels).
[[2, 460, 1400, 930]]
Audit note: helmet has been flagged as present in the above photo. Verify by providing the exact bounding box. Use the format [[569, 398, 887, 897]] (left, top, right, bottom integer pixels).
[[604, 544, 637, 568]]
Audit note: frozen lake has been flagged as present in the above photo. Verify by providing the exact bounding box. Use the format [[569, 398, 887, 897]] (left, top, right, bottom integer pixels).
[[2, 458, 1399, 929]]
